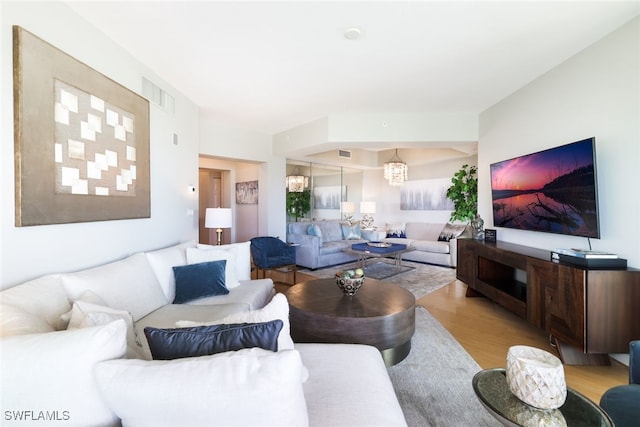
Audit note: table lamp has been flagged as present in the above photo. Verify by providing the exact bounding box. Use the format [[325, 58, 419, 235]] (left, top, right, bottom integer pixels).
[[205, 208, 232, 245], [341, 202, 355, 223], [360, 201, 376, 229]]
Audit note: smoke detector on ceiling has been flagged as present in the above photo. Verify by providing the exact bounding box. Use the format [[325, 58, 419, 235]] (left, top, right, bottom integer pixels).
[[343, 27, 362, 40]]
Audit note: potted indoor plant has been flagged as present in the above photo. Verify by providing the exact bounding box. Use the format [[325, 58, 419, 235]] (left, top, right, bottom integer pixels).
[[446, 164, 481, 237], [286, 189, 311, 222]]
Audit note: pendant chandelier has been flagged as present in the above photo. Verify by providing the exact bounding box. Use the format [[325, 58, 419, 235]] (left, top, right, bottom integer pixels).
[[286, 167, 309, 192], [383, 149, 408, 186]]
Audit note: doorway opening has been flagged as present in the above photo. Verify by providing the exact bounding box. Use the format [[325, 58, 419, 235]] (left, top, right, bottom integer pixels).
[[198, 168, 229, 245]]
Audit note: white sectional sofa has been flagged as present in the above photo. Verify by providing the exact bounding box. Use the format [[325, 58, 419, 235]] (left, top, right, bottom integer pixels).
[[0, 240, 407, 427]]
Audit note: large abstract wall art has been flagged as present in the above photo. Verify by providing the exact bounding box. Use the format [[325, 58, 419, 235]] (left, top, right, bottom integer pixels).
[[13, 26, 150, 226], [313, 186, 345, 210], [236, 181, 258, 205], [400, 178, 454, 211]]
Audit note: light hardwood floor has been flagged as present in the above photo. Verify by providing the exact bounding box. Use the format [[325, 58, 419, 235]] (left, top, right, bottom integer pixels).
[[418, 280, 628, 404], [271, 270, 629, 404]]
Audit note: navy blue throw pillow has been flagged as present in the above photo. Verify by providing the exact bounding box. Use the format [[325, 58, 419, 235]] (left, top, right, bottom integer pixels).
[[386, 231, 406, 238], [144, 320, 284, 360], [172, 260, 229, 304]]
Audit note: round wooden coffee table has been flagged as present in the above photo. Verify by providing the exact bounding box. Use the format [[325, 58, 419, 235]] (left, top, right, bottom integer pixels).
[[286, 277, 415, 366]]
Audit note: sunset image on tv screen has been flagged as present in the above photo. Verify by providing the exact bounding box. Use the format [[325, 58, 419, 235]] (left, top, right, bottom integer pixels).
[[490, 138, 599, 238]]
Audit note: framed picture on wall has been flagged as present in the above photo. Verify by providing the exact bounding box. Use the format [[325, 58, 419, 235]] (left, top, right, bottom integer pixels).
[[313, 186, 345, 209], [400, 178, 454, 211], [236, 180, 258, 204], [13, 26, 150, 226]]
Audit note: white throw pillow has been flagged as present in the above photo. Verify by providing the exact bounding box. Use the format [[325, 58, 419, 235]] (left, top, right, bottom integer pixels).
[[0, 303, 54, 337], [145, 241, 196, 302], [66, 300, 144, 359], [94, 348, 309, 427], [0, 274, 70, 330], [186, 247, 239, 289], [197, 241, 251, 281], [61, 253, 168, 321], [176, 293, 294, 351], [1, 320, 127, 427]]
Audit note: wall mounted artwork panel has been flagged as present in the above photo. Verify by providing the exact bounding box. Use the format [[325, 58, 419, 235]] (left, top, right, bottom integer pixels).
[[400, 178, 454, 211], [236, 180, 258, 205], [313, 186, 345, 210], [13, 26, 150, 226]]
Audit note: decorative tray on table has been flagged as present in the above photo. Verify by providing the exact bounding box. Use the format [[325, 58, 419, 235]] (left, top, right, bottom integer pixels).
[[367, 242, 392, 248]]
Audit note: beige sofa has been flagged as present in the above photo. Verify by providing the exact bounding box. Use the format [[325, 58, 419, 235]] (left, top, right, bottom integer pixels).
[[0, 240, 407, 427], [383, 222, 467, 267]]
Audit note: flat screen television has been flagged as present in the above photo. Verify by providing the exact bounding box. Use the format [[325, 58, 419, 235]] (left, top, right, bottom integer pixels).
[[490, 137, 600, 238]]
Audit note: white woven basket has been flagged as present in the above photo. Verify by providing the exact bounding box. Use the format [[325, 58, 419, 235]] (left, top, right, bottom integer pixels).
[[506, 345, 567, 409]]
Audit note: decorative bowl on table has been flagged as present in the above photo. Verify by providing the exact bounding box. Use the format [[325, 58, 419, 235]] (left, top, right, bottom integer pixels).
[[506, 345, 567, 410], [366, 241, 391, 248], [335, 269, 365, 296]]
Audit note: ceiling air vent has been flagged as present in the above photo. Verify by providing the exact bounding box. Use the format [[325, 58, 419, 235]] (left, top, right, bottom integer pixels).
[[338, 149, 351, 159], [142, 76, 175, 114]]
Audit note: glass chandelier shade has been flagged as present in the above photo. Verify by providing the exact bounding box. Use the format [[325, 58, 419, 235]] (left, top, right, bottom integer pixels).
[[286, 175, 309, 192], [383, 149, 408, 186]]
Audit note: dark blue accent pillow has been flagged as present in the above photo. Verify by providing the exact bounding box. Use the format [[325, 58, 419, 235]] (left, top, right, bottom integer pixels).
[[172, 260, 229, 304], [386, 231, 406, 238], [144, 320, 284, 360]]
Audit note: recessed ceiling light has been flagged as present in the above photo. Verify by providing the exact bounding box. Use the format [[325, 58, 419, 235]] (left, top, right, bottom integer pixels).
[[343, 27, 362, 40]]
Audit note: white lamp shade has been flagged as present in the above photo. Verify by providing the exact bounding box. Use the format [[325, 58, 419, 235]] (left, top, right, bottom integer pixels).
[[205, 208, 232, 229], [360, 202, 376, 214], [341, 202, 355, 214]]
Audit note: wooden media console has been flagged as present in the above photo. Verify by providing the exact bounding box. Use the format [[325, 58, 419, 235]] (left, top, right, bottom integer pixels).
[[456, 238, 640, 365]]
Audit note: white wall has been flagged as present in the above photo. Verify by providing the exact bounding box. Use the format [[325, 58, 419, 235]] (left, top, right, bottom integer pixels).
[[302, 155, 477, 227], [366, 156, 478, 228], [1, 2, 200, 288], [479, 17, 639, 267], [272, 112, 478, 158], [234, 164, 260, 242], [275, 111, 480, 230], [327, 112, 479, 143]]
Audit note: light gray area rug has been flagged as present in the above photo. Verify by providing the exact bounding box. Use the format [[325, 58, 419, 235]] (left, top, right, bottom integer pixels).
[[389, 306, 499, 426], [301, 260, 457, 300], [303, 262, 499, 426]]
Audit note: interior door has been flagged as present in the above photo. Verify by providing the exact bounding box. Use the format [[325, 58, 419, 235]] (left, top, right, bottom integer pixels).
[[198, 169, 222, 244]]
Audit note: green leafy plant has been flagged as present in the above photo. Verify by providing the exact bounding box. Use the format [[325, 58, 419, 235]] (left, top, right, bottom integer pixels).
[[446, 164, 478, 223], [286, 190, 311, 221]]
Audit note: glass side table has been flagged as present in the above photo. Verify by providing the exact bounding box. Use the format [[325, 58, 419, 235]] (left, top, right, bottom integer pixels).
[[472, 368, 613, 427]]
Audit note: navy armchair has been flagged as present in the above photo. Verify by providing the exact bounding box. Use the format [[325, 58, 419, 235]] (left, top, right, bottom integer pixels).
[[250, 237, 297, 284], [599, 340, 640, 427]]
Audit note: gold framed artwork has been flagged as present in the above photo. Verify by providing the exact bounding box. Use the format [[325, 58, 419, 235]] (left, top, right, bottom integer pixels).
[[13, 26, 150, 226]]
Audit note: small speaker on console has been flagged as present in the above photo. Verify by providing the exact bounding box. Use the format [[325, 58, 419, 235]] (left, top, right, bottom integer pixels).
[[484, 229, 497, 242]]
